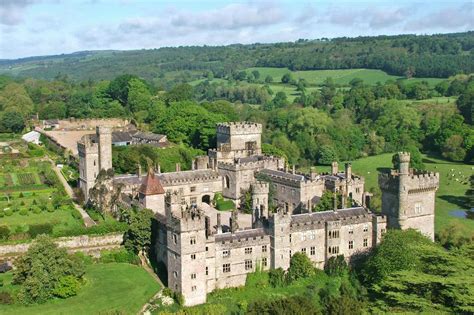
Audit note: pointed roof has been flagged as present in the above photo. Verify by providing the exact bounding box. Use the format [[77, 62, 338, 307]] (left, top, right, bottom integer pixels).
[[139, 168, 165, 195]]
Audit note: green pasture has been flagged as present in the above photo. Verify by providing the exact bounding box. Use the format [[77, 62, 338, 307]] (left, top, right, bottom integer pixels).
[[246, 67, 445, 86], [312, 153, 473, 232], [0, 263, 161, 315]]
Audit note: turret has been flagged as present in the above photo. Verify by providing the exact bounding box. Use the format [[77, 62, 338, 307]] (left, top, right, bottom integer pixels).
[[251, 181, 270, 227], [97, 126, 112, 171]]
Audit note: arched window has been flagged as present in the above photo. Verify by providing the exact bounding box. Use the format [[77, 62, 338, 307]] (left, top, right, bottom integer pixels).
[[224, 175, 230, 189]]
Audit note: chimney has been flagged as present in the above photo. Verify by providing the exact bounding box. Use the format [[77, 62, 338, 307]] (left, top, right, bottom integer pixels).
[[175, 163, 180, 172], [285, 163, 289, 173], [333, 191, 338, 211], [345, 163, 352, 181], [157, 164, 161, 174], [292, 165, 296, 174], [310, 167, 317, 180], [217, 213, 222, 233], [137, 164, 142, 179], [331, 161, 338, 175]]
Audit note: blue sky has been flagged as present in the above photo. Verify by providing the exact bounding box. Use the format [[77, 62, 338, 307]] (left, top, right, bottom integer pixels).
[[0, 0, 472, 59]]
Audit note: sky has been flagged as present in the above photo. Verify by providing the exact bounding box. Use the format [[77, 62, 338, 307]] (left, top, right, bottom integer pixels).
[[0, 0, 472, 59]]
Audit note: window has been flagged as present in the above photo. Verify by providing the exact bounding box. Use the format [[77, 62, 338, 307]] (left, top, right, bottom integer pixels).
[[93, 160, 96, 166], [223, 263, 231, 273], [190, 237, 196, 245], [301, 234, 306, 241], [173, 271, 178, 278], [205, 267, 208, 276], [191, 286, 197, 292], [348, 226, 354, 235], [222, 249, 230, 258], [309, 232, 315, 240], [289, 250, 292, 257], [349, 241, 354, 249], [190, 197, 197, 204], [191, 254, 196, 260], [415, 203, 422, 214], [173, 234, 177, 244], [310, 246, 315, 255], [245, 259, 253, 270], [190, 186, 196, 192], [245, 247, 252, 254], [356, 187, 360, 193], [191, 273, 196, 279], [301, 248, 306, 254], [329, 230, 339, 239], [363, 224, 369, 232], [328, 246, 339, 254], [289, 234, 292, 243], [363, 238, 368, 247], [262, 245, 267, 253], [262, 257, 268, 267]]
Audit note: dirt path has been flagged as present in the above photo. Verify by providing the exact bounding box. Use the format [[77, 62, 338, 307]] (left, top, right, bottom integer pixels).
[[46, 158, 96, 227]]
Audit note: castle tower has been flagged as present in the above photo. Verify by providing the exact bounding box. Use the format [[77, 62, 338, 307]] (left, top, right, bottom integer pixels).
[[77, 127, 113, 201], [165, 193, 208, 306], [97, 126, 112, 171], [212, 122, 262, 162], [138, 168, 165, 215], [378, 152, 439, 240], [269, 210, 292, 270], [251, 181, 269, 227]]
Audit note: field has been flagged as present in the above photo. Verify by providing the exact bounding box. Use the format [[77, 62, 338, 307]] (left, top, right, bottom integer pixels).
[[246, 67, 445, 86], [0, 263, 161, 315], [312, 153, 473, 232]]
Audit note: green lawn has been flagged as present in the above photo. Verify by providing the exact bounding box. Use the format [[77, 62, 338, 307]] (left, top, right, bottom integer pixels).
[[246, 67, 445, 86], [0, 263, 160, 315], [312, 153, 473, 232]]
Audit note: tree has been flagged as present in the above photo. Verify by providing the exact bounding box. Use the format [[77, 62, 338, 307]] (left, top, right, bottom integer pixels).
[[124, 208, 154, 255], [286, 252, 315, 283], [127, 78, 151, 113], [252, 70, 260, 80], [442, 134, 466, 161], [324, 255, 348, 276], [264, 75, 273, 83], [0, 110, 25, 133], [0, 82, 34, 117], [268, 267, 286, 287], [392, 145, 425, 170], [12, 235, 84, 304], [165, 84, 193, 103], [106, 74, 139, 106], [318, 145, 338, 165], [456, 83, 473, 125], [281, 73, 294, 84], [248, 295, 320, 315]]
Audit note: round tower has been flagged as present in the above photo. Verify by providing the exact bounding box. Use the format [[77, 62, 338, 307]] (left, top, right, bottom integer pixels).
[[251, 181, 269, 223], [398, 152, 410, 175]]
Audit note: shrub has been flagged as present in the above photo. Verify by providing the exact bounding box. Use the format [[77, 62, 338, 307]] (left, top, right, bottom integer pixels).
[[4, 209, 13, 216], [0, 292, 13, 305], [286, 252, 315, 283], [0, 226, 10, 240], [99, 249, 140, 265], [32, 206, 42, 214], [0, 211, 4, 218], [269, 268, 286, 287], [19, 208, 28, 216], [325, 255, 348, 276], [53, 275, 81, 298], [28, 223, 54, 238], [19, 192, 24, 198], [47, 206, 55, 213]]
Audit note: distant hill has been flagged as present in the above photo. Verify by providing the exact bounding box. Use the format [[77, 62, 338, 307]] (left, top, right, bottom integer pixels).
[[0, 32, 472, 81]]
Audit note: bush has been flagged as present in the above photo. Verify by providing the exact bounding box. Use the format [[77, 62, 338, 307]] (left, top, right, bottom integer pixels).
[[28, 223, 54, 238], [99, 249, 140, 265], [53, 275, 81, 298], [0, 226, 10, 240], [0, 292, 13, 305], [269, 267, 286, 287], [324, 255, 348, 276], [286, 252, 315, 283], [216, 199, 235, 211], [0, 211, 4, 218], [19, 208, 28, 216]]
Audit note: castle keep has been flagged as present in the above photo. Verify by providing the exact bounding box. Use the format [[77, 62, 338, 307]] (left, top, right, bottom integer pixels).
[[78, 122, 439, 306]]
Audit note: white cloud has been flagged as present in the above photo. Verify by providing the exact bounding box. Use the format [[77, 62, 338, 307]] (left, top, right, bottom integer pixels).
[[0, 0, 39, 25]]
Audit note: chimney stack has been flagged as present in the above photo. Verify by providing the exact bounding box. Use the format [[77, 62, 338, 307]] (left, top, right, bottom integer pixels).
[[331, 161, 338, 175], [157, 164, 161, 174], [345, 163, 352, 181], [137, 164, 142, 179], [292, 165, 296, 174], [175, 163, 181, 172], [310, 167, 317, 180], [333, 191, 338, 211], [217, 213, 222, 233]]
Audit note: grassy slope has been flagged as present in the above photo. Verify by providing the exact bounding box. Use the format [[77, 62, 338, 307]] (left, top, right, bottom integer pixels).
[[0, 263, 160, 315], [313, 153, 473, 232], [246, 67, 444, 86]]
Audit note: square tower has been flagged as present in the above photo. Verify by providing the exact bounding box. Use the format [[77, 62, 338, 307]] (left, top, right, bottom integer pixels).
[[216, 122, 262, 159], [378, 152, 439, 240]]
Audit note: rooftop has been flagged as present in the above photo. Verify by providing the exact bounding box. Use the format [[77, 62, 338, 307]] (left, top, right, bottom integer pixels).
[[291, 207, 369, 224], [139, 171, 165, 195]]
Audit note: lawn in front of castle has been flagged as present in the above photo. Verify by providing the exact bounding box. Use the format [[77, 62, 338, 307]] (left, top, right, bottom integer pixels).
[[0, 263, 160, 315], [313, 153, 473, 232]]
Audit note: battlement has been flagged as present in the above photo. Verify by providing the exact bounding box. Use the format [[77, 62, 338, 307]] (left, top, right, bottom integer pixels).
[[77, 134, 99, 154], [251, 181, 269, 194], [96, 126, 112, 135], [216, 122, 262, 135], [159, 170, 220, 186], [378, 171, 439, 191], [399, 151, 411, 163], [218, 156, 280, 171]]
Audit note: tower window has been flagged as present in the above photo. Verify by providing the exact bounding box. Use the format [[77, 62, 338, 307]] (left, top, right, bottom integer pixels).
[[223, 263, 231, 273], [191, 285, 197, 291], [363, 224, 369, 232], [205, 267, 208, 275], [310, 246, 315, 255], [363, 238, 368, 247], [245, 259, 253, 270], [191, 254, 196, 260], [190, 237, 196, 245], [301, 248, 306, 254], [191, 273, 196, 279], [223, 249, 230, 257], [262, 257, 268, 267], [245, 247, 252, 254], [262, 245, 267, 253], [415, 203, 422, 214], [349, 241, 354, 249]]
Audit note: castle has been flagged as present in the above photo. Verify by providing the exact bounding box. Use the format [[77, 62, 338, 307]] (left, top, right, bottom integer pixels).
[[78, 122, 439, 306]]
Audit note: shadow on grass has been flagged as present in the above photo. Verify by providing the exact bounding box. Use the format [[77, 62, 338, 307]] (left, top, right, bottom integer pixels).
[[376, 167, 391, 174], [439, 195, 469, 210]]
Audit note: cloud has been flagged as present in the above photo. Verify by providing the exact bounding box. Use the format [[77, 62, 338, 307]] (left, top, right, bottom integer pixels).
[[404, 2, 473, 31], [0, 0, 38, 25]]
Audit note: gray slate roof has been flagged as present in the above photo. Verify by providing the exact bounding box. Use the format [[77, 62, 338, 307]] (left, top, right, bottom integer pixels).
[[291, 207, 369, 223]]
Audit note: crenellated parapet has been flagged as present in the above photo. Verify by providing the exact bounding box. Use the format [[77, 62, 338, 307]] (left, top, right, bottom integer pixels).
[[251, 181, 269, 194], [216, 122, 262, 136], [379, 170, 439, 193]]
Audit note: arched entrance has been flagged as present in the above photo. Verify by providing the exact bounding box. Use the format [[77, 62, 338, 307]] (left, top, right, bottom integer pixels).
[[202, 195, 211, 204]]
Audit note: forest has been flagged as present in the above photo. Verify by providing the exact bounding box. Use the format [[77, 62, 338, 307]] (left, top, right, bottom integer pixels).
[[1, 32, 473, 81]]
